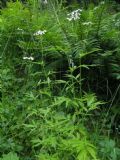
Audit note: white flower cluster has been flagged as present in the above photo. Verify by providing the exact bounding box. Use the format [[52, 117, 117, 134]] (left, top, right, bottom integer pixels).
[[23, 56, 34, 61], [83, 21, 93, 26], [67, 9, 82, 21], [34, 30, 47, 36]]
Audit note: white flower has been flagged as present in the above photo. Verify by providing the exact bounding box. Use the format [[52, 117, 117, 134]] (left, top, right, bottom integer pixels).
[[83, 22, 93, 26], [23, 56, 34, 61], [34, 30, 47, 36], [67, 9, 82, 21]]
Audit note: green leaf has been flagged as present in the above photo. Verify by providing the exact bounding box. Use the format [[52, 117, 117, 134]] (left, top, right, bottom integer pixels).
[[0, 152, 19, 160]]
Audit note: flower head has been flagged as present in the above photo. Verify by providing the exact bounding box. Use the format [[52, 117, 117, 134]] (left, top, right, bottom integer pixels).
[[23, 56, 34, 61], [34, 30, 47, 36], [67, 9, 82, 21]]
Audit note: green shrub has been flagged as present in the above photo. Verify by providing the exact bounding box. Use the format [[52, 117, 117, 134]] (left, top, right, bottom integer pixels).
[[0, 0, 120, 160]]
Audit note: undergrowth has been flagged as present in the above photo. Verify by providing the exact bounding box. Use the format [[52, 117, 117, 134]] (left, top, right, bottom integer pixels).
[[0, 0, 120, 160]]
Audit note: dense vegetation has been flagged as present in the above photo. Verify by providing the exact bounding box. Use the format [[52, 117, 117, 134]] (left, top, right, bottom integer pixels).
[[0, 0, 120, 159]]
